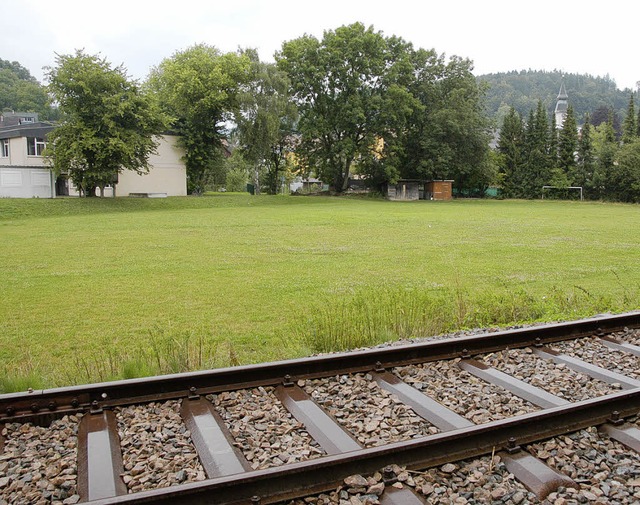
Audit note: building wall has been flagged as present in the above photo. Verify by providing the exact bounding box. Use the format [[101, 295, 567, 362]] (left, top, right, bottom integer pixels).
[[0, 137, 53, 198], [0, 167, 54, 198], [115, 135, 186, 196], [1, 130, 186, 198], [387, 181, 420, 201], [67, 135, 187, 197], [1, 137, 48, 168], [425, 180, 453, 201]]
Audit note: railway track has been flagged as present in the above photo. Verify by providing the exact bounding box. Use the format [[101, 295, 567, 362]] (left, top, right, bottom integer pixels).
[[2, 312, 640, 504]]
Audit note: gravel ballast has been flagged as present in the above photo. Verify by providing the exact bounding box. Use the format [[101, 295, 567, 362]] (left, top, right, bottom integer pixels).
[[480, 347, 623, 401], [209, 386, 324, 469], [115, 400, 205, 493], [394, 360, 538, 424], [303, 373, 439, 447], [529, 427, 640, 504], [550, 337, 640, 380], [0, 415, 81, 505]]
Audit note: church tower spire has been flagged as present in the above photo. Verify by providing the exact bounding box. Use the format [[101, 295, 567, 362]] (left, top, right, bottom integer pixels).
[[555, 77, 568, 128]]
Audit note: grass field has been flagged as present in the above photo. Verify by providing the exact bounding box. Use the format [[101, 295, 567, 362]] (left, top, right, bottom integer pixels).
[[1, 195, 639, 391]]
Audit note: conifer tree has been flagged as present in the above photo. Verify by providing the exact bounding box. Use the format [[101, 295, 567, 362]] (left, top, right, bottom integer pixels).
[[576, 113, 594, 194], [558, 105, 578, 182], [522, 102, 551, 198], [622, 93, 637, 143], [591, 113, 618, 200], [548, 114, 558, 168], [497, 107, 525, 198]]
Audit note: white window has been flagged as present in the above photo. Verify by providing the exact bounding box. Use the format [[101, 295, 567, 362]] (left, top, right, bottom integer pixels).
[[1, 139, 8, 157], [27, 137, 46, 156]]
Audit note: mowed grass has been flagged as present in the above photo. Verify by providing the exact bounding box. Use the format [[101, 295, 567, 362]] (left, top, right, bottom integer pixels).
[[1, 195, 639, 390]]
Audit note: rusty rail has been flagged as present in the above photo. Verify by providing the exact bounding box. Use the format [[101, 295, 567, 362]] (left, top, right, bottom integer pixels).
[[2, 311, 639, 421], [84, 388, 640, 504], [3, 312, 640, 504]]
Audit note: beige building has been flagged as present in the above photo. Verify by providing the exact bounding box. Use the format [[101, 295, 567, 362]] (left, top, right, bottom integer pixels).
[[0, 113, 186, 198], [66, 135, 187, 197]]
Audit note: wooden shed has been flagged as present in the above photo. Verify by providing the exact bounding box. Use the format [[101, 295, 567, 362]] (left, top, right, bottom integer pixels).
[[424, 180, 453, 201], [385, 179, 421, 201]]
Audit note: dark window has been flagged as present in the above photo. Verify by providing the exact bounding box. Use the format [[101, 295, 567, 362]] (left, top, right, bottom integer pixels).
[[27, 137, 46, 156]]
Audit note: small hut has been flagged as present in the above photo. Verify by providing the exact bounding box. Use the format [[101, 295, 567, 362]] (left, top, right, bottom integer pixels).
[[424, 180, 453, 201], [385, 179, 422, 201]]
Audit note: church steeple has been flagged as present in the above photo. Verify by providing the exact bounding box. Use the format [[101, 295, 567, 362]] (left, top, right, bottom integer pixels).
[[555, 77, 568, 128]]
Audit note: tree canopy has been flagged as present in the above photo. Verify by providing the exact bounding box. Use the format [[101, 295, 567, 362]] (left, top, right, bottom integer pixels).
[[277, 23, 416, 192], [147, 44, 250, 195], [277, 23, 491, 194], [234, 49, 298, 195], [0, 58, 56, 119], [45, 50, 167, 196]]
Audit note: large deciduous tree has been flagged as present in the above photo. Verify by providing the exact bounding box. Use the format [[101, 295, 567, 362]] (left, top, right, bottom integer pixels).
[[277, 23, 415, 192], [235, 50, 298, 195], [395, 50, 491, 194], [46, 50, 166, 196], [147, 44, 250, 195]]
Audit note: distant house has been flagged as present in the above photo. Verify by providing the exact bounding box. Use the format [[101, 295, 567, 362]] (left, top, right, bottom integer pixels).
[[0, 112, 187, 198], [0, 113, 57, 198]]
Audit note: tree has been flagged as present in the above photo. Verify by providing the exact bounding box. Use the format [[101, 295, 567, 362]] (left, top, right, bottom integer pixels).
[[576, 113, 595, 194], [521, 101, 551, 197], [558, 104, 578, 182], [590, 114, 618, 199], [277, 23, 415, 192], [396, 50, 492, 195], [45, 50, 166, 196], [497, 107, 525, 197], [611, 140, 640, 202], [622, 93, 637, 144], [235, 50, 298, 195], [224, 150, 251, 192], [548, 113, 558, 169], [591, 105, 622, 137], [0, 58, 56, 119], [147, 44, 250, 195]]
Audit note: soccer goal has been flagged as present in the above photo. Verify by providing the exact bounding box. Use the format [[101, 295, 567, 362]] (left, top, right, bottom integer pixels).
[[541, 185, 583, 201]]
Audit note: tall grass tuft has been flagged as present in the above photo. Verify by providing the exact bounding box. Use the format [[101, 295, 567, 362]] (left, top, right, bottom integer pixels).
[[0, 353, 45, 393], [296, 280, 638, 354]]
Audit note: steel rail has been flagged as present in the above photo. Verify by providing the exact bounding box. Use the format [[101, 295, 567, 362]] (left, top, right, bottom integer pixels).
[[85, 387, 640, 505], [2, 311, 639, 421]]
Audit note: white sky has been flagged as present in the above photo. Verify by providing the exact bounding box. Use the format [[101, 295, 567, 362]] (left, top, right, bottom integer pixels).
[[3, 0, 639, 92]]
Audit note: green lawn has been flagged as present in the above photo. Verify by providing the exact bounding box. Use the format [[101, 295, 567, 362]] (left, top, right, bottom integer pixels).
[[1, 195, 639, 390]]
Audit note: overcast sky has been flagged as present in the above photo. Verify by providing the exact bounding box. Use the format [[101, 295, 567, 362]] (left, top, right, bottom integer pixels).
[[4, 0, 639, 92]]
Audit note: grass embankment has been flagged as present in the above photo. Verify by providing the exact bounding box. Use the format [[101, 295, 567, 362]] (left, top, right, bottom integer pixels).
[[1, 195, 639, 391]]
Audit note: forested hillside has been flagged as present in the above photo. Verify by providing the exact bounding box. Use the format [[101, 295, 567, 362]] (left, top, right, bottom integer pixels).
[[479, 70, 635, 125], [0, 58, 57, 119]]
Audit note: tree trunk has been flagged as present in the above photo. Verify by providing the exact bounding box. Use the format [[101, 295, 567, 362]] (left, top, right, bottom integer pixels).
[[341, 158, 353, 192]]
